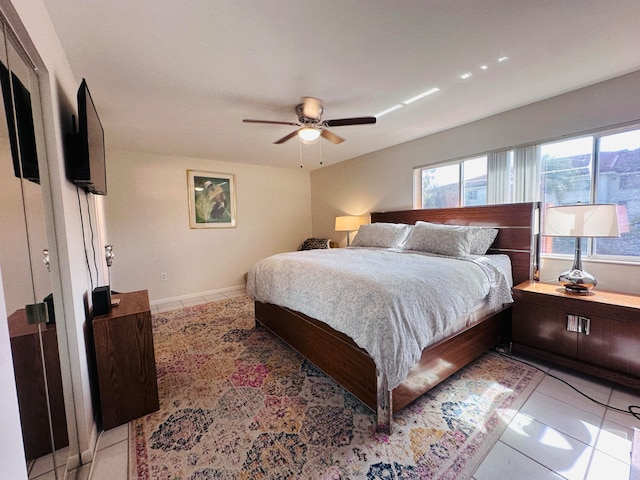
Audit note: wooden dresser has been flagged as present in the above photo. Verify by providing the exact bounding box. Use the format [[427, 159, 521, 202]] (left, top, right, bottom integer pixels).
[[92, 290, 159, 429], [9, 309, 68, 460]]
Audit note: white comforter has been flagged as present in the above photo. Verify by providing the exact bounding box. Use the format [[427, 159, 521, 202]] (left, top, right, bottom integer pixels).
[[246, 247, 513, 390]]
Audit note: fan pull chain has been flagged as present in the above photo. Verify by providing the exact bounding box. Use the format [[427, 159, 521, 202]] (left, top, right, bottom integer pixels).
[[299, 137, 304, 168], [298, 134, 324, 168]]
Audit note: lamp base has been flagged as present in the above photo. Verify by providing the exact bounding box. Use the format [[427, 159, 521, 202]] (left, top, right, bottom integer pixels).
[[559, 268, 596, 295]]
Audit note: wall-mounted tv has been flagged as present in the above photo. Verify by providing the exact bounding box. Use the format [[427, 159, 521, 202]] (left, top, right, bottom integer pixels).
[[1, 60, 40, 184], [66, 78, 106, 195]]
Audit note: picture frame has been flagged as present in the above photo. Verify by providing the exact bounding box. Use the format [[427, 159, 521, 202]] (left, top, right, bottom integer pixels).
[[187, 170, 237, 228]]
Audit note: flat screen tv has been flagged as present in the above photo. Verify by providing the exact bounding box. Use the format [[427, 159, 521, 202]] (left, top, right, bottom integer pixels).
[[67, 78, 106, 195], [1, 60, 40, 184]]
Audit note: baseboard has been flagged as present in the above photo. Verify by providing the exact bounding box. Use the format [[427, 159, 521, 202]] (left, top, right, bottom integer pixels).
[[149, 284, 246, 307]]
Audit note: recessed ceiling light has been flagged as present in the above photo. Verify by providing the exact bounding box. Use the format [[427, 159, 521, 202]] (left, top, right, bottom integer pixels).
[[402, 87, 440, 105], [460, 72, 472, 80], [375, 104, 403, 118], [498, 56, 509, 63], [480, 65, 488, 70]]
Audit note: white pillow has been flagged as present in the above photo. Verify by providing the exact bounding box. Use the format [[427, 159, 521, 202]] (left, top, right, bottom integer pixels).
[[351, 223, 410, 248], [400, 222, 479, 257], [469, 228, 499, 255]]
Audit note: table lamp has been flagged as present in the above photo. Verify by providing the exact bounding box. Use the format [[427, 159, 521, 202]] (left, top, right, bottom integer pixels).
[[542, 203, 619, 294], [335, 215, 368, 246]]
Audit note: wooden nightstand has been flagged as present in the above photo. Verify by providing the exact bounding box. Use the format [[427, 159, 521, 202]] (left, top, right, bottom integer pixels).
[[512, 280, 640, 390], [93, 290, 159, 429]]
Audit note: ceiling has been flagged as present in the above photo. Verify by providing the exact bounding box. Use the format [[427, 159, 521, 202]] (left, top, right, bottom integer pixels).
[[42, 0, 640, 170]]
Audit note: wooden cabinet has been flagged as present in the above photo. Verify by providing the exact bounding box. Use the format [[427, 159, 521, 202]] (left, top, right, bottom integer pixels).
[[512, 281, 640, 390], [9, 309, 68, 460], [93, 290, 159, 429]]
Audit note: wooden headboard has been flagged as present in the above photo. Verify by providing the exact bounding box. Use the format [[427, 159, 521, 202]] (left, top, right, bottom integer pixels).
[[370, 202, 540, 286]]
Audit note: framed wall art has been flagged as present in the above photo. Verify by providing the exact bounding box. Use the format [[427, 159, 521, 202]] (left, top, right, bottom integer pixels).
[[187, 170, 237, 228]]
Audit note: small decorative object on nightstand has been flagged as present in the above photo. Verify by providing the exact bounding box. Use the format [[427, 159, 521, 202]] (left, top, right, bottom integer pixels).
[[105, 244, 114, 277], [511, 280, 640, 390], [542, 203, 619, 294]]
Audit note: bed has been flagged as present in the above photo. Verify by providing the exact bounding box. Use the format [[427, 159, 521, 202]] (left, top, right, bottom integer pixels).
[[247, 202, 540, 433]]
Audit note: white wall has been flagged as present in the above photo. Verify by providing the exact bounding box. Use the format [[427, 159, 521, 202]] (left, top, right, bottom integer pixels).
[[311, 70, 640, 294], [105, 150, 312, 302]]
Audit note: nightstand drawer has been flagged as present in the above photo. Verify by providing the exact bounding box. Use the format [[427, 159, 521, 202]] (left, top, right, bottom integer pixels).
[[512, 302, 577, 356], [579, 313, 640, 375]]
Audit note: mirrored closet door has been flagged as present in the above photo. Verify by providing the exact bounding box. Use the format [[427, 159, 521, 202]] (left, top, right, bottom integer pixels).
[[0, 21, 68, 479]]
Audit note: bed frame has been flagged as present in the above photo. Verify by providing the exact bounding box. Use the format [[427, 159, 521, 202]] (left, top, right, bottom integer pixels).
[[255, 202, 540, 433]]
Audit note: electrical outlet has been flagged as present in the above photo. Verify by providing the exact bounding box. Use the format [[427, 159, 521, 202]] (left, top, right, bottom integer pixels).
[[160, 273, 167, 281]]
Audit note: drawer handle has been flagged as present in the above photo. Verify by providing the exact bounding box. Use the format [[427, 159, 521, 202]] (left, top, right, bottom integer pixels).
[[567, 314, 590, 335]]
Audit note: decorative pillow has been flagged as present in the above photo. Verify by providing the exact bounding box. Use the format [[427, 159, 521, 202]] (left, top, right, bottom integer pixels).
[[400, 222, 479, 257], [299, 238, 331, 250], [351, 223, 410, 248], [469, 228, 499, 255]]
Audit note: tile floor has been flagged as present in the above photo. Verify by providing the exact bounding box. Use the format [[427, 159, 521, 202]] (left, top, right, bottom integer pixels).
[[150, 288, 246, 315], [28, 292, 640, 479], [473, 357, 638, 480]]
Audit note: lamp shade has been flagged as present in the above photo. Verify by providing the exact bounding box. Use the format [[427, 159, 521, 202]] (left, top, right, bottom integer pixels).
[[335, 215, 368, 232], [543, 204, 620, 238]]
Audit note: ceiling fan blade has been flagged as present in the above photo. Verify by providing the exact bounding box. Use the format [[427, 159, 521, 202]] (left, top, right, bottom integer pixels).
[[274, 130, 300, 144], [321, 129, 345, 144], [302, 97, 323, 120], [243, 119, 300, 126], [324, 116, 377, 127]]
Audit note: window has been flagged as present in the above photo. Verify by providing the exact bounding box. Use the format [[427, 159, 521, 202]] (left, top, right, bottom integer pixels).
[[540, 128, 640, 259], [417, 156, 487, 209], [420, 163, 459, 208], [540, 137, 593, 256], [463, 157, 487, 206], [594, 129, 640, 257], [414, 125, 640, 261]]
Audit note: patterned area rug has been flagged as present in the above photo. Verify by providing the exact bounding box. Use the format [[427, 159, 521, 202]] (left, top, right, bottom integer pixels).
[[130, 296, 543, 479]]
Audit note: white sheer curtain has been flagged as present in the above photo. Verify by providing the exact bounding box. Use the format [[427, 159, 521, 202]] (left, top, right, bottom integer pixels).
[[487, 151, 510, 204], [513, 145, 541, 202]]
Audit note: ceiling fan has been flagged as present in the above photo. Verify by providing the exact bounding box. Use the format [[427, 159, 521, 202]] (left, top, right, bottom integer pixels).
[[243, 97, 376, 145]]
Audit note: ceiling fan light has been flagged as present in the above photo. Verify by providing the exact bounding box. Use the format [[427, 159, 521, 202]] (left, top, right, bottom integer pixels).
[[299, 127, 321, 144]]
